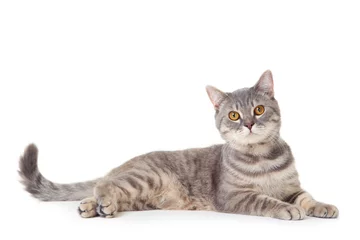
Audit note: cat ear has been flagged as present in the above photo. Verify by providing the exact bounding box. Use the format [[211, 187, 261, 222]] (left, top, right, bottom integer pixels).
[[254, 70, 274, 98], [206, 85, 227, 110]]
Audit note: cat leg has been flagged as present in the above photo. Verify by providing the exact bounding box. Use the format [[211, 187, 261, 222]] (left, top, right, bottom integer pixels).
[[78, 196, 98, 218], [285, 190, 339, 218], [92, 171, 164, 217], [217, 190, 306, 220], [93, 166, 202, 216]]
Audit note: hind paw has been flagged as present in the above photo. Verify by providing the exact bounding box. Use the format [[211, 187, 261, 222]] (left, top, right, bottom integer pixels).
[[78, 197, 98, 218], [96, 197, 118, 218]]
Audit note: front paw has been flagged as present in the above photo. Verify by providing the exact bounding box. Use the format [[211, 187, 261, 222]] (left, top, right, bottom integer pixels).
[[307, 203, 338, 218], [274, 204, 306, 220]]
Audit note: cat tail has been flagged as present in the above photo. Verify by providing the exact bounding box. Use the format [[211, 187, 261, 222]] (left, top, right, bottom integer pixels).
[[18, 144, 99, 201]]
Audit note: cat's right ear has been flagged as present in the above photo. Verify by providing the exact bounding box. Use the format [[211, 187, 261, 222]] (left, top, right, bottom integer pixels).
[[206, 85, 227, 110]]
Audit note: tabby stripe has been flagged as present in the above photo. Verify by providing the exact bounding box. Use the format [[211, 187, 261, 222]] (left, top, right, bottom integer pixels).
[[246, 95, 251, 106], [260, 197, 279, 213], [132, 202, 140, 210], [128, 172, 156, 191], [284, 172, 298, 181], [299, 196, 311, 207], [261, 197, 269, 211], [227, 150, 261, 164], [284, 190, 305, 204], [225, 156, 293, 177], [128, 172, 145, 181], [146, 203, 158, 209], [223, 164, 243, 179], [224, 179, 254, 189], [253, 197, 263, 214], [233, 192, 255, 212], [227, 190, 255, 200], [133, 167, 157, 189], [242, 152, 261, 163], [146, 176, 155, 189], [265, 146, 287, 160], [124, 176, 144, 195], [176, 160, 186, 178], [218, 116, 225, 129], [267, 106, 280, 115], [228, 154, 260, 165], [244, 193, 258, 213], [147, 164, 163, 190], [191, 157, 200, 179], [151, 158, 172, 176], [138, 198, 147, 210], [225, 157, 260, 176], [183, 152, 193, 178], [227, 146, 285, 162], [112, 182, 132, 199]]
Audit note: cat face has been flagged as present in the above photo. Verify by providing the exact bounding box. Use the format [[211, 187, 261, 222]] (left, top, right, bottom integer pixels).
[[206, 70, 281, 145]]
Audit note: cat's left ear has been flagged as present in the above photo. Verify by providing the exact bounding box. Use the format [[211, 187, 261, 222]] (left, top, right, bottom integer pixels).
[[254, 70, 274, 98]]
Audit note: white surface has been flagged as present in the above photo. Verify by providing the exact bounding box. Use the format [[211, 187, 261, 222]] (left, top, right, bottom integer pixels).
[[1, 1, 359, 239]]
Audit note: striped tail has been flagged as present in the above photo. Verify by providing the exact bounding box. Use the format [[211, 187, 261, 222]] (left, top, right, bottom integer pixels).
[[18, 144, 99, 201]]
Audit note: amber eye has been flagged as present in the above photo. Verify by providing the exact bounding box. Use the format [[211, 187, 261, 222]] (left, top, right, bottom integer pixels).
[[228, 111, 240, 121], [254, 105, 265, 115]]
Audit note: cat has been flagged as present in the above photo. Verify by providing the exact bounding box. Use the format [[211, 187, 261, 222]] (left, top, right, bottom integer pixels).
[[18, 70, 338, 220]]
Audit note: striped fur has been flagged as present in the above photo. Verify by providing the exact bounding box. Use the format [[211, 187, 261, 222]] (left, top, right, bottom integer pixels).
[[18, 70, 338, 220]]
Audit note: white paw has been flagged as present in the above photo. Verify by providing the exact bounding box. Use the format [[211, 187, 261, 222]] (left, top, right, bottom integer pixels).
[[78, 197, 98, 218], [96, 197, 118, 218], [274, 204, 306, 220], [307, 203, 338, 218]]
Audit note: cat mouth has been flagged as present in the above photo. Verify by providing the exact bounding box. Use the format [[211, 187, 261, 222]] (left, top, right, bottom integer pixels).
[[247, 131, 259, 136]]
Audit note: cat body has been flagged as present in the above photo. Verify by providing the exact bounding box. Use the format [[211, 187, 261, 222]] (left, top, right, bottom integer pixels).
[[19, 70, 338, 220]]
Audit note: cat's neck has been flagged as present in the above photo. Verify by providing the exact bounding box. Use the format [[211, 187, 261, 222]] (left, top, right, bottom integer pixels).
[[225, 137, 284, 157]]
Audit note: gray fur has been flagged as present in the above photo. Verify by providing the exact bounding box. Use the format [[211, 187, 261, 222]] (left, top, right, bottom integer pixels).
[[18, 70, 338, 220]]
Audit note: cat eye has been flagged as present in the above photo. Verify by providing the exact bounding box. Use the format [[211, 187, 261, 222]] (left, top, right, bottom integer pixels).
[[228, 111, 240, 121], [254, 105, 265, 115]]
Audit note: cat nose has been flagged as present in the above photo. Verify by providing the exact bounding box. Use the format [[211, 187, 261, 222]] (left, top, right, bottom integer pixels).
[[244, 122, 255, 130]]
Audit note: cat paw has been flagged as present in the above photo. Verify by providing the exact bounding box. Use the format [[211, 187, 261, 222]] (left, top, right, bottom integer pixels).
[[307, 203, 338, 218], [96, 197, 118, 218], [78, 197, 98, 218], [274, 205, 306, 220]]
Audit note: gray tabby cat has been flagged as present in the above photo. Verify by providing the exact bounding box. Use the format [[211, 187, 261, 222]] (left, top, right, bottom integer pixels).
[[19, 70, 338, 220]]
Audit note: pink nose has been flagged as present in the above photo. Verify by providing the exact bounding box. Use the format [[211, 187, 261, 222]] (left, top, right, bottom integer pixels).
[[244, 122, 255, 130]]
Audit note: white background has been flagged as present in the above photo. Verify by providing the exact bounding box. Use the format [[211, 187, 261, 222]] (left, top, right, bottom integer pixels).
[[1, 1, 359, 239]]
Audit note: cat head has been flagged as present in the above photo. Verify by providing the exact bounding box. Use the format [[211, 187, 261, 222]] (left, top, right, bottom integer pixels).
[[206, 70, 281, 145]]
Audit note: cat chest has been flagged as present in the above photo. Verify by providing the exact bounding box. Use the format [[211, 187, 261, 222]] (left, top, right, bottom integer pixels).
[[224, 160, 298, 199], [253, 175, 289, 199], [248, 164, 300, 199]]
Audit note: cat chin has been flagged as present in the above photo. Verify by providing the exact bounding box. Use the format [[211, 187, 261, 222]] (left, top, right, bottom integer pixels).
[[236, 129, 280, 145], [229, 134, 266, 145], [234, 139, 263, 145]]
